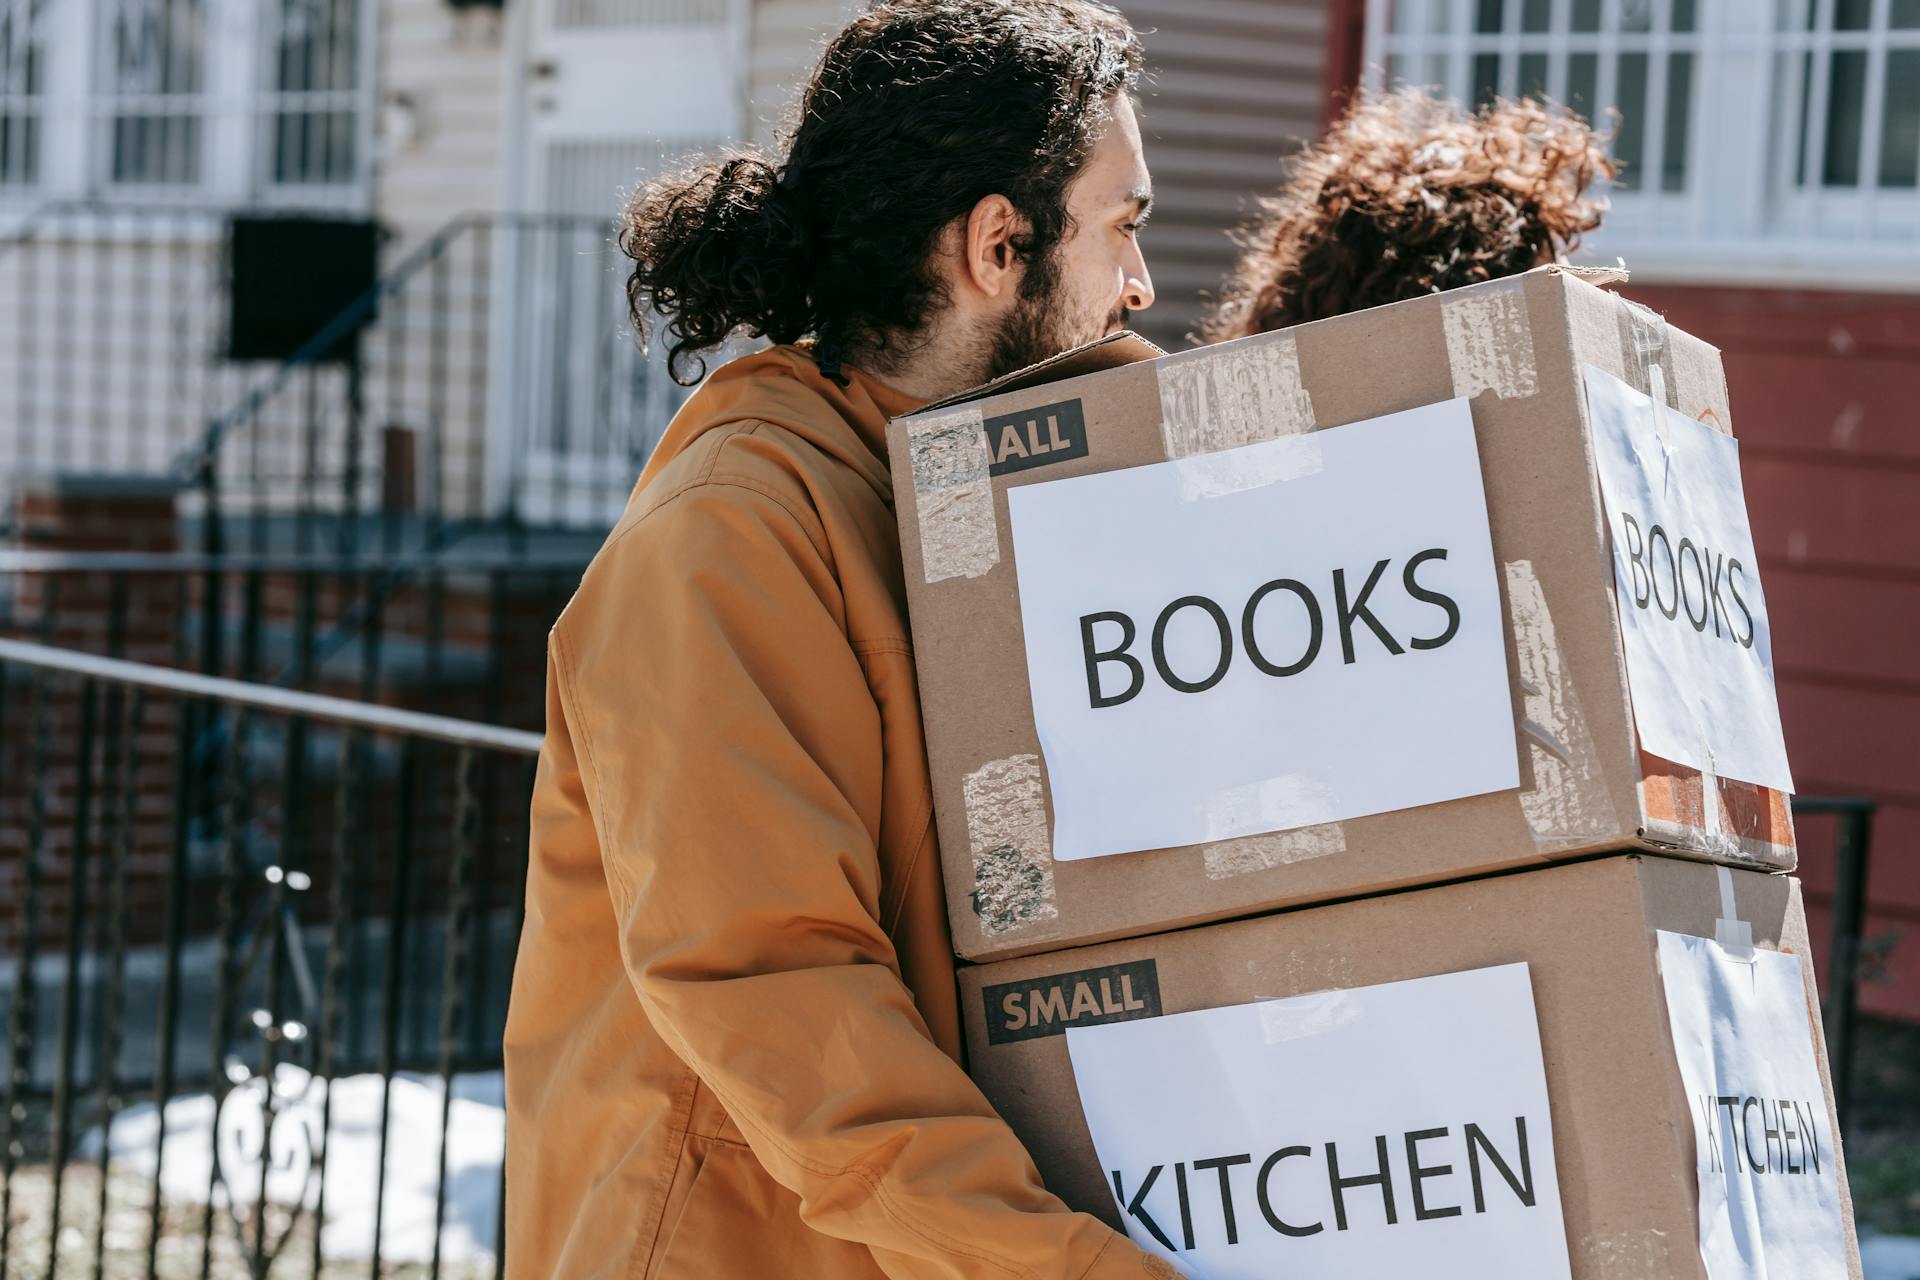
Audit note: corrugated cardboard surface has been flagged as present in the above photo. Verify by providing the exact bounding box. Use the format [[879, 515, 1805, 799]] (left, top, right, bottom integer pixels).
[[888, 268, 1796, 962], [958, 855, 1861, 1280], [1559, 280, 1798, 858]]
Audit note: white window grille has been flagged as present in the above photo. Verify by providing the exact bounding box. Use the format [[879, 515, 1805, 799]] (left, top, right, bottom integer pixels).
[[0, 0, 47, 188], [101, 0, 208, 189], [1373, 0, 1702, 200], [554, 0, 732, 26], [262, 0, 366, 191], [1772, 0, 1920, 239], [1364, 0, 1920, 284], [0, 0, 372, 210]]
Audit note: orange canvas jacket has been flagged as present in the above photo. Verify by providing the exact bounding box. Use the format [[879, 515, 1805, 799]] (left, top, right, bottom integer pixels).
[[503, 344, 1163, 1279]]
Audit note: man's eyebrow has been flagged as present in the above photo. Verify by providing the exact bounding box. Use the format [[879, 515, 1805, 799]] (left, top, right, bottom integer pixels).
[[1126, 187, 1154, 220]]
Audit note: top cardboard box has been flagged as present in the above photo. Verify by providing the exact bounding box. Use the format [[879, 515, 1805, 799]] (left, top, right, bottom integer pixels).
[[886, 266, 1797, 962]]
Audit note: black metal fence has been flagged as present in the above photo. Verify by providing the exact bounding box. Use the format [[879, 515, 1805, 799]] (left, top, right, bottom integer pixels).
[[0, 204, 275, 505], [0, 636, 540, 1280], [0, 556, 1888, 1278], [0, 196, 700, 1277], [1795, 795, 1880, 1134], [184, 209, 681, 560], [0, 548, 589, 1277], [0, 549, 591, 732]]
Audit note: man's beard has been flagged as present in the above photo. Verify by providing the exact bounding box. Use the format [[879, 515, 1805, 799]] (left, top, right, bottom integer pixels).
[[984, 255, 1130, 381]]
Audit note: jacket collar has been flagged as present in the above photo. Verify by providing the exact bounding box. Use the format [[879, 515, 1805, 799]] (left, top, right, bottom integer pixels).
[[634, 343, 925, 505]]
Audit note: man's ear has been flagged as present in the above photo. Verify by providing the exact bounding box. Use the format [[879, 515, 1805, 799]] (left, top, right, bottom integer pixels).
[[961, 194, 1023, 301]]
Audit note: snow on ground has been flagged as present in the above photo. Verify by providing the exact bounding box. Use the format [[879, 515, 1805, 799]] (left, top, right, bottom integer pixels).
[[48, 1066, 1919, 1279], [77, 1066, 503, 1268]]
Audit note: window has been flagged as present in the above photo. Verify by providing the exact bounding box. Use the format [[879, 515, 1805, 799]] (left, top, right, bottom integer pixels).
[[0, 0, 370, 208], [1779, 0, 1920, 192], [0, 0, 45, 188], [103, 0, 208, 187], [1365, 0, 1920, 282], [1373, 0, 1703, 197], [265, 0, 365, 189]]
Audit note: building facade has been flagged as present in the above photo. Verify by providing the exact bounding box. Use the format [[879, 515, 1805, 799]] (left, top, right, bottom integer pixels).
[[2, 0, 1911, 1020], [0, 0, 1332, 533], [1350, 0, 1920, 1021]]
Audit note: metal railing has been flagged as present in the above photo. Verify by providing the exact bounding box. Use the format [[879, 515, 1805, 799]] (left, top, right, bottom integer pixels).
[[0, 203, 298, 523], [179, 208, 696, 551], [1, 205, 696, 555], [0, 569, 1882, 1276], [0, 548, 590, 731], [1794, 794, 1880, 1134], [0, 637, 539, 1279]]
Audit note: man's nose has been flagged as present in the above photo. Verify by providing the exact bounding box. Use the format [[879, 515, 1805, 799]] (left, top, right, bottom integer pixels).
[[1121, 257, 1152, 312], [1123, 248, 1155, 313]]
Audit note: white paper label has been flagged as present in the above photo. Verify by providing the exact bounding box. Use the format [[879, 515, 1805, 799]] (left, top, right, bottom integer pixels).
[[1004, 397, 1518, 861], [1584, 366, 1794, 792], [1065, 963, 1571, 1279], [1656, 932, 1850, 1279]]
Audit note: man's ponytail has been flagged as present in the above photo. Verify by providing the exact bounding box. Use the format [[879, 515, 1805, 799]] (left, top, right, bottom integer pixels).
[[620, 153, 815, 385]]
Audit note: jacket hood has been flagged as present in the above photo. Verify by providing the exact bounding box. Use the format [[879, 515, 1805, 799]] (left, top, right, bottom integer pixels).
[[633, 342, 927, 504]]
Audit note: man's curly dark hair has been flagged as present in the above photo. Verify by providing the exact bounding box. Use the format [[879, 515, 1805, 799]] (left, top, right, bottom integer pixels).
[[619, 0, 1143, 384], [1204, 89, 1617, 341]]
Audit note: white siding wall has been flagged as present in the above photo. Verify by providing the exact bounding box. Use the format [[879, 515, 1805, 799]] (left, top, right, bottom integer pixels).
[[0, 217, 256, 494], [347, 1, 507, 523], [374, 2, 510, 242], [747, 0, 859, 146]]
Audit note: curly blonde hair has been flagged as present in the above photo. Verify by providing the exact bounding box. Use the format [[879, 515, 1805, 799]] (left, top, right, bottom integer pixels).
[[1203, 89, 1616, 340]]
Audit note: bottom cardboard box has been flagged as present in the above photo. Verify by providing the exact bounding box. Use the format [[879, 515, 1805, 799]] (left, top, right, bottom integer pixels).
[[960, 854, 1860, 1279]]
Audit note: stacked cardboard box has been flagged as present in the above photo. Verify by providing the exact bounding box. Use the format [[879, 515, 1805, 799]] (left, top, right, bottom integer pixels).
[[957, 857, 1859, 1278], [887, 266, 1860, 1277]]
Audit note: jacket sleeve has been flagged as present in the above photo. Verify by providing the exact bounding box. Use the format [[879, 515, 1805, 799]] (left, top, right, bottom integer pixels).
[[548, 478, 1161, 1280]]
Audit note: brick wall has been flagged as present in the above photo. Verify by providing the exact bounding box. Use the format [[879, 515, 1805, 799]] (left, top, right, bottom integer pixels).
[[1629, 284, 1920, 1023], [1, 475, 565, 959]]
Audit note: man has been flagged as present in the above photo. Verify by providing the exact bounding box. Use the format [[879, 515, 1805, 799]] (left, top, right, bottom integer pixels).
[[1204, 88, 1614, 339], [503, 3, 1163, 1277]]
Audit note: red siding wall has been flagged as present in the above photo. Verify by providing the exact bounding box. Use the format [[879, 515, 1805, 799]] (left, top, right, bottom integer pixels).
[[1628, 284, 1920, 1022]]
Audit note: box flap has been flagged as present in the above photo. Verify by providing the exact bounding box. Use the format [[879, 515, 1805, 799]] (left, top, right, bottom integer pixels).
[[907, 330, 1165, 416], [1536, 260, 1630, 288]]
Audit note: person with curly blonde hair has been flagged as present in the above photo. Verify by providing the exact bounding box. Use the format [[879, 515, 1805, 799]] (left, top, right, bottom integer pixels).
[[1204, 88, 1617, 339]]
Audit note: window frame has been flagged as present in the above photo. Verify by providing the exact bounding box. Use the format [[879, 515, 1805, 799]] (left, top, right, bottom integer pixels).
[[0, 0, 375, 215], [1362, 0, 1920, 287], [1770, 0, 1920, 242], [0, 0, 51, 192]]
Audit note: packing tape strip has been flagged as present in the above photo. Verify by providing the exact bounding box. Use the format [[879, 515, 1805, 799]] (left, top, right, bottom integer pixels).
[[962, 753, 1059, 936], [1689, 729, 1756, 864], [1154, 338, 1324, 501], [1617, 297, 1678, 409], [1195, 774, 1346, 876], [1256, 989, 1358, 1044], [1165, 431, 1326, 503], [1154, 333, 1316, 460], [1715, 863, 1756, 961], [1443, 280, 1538, 400], [1203, 823, 1346, 880], [1579, 1229, 1678, 1279], [906, 404, 1000, 584], [1504, 560, 1614, 850]]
